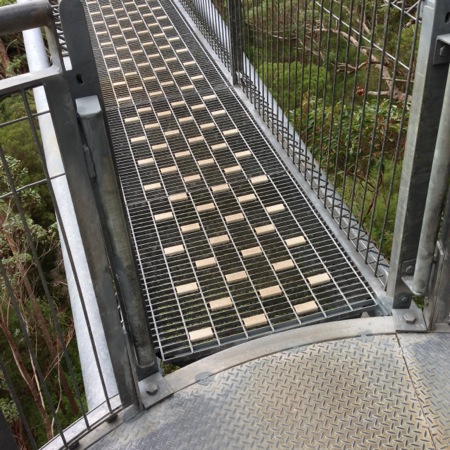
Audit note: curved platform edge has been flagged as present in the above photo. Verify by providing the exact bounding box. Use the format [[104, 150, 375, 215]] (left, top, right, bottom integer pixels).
[[166, 316, 395, 393]]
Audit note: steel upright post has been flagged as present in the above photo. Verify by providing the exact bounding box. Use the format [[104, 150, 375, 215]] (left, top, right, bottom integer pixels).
[[227, 0, 244, 85], [387, 0, 450, 308]]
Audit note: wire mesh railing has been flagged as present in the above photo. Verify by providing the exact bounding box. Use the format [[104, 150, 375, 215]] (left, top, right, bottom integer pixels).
[[0, 2, 139, 448], [0, 89, 122, 449], [177, 0, 421, 285]]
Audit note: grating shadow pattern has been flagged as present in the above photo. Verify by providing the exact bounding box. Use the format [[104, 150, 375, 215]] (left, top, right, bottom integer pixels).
[[84, 0, 377, 361], [90, 335, 434, 449]]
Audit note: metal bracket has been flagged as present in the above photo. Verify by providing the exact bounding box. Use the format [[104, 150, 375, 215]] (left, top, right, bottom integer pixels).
[[434, 34, 450, 65], [392, 302, 427, 332], [138, 373, 173, 410]]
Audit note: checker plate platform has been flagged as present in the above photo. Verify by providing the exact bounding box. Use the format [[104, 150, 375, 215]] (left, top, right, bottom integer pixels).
[[91, 331, 450, 449]]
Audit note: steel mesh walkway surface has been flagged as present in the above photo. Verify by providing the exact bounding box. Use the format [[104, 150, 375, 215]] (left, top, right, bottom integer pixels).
[[84, 0, 377, 362]]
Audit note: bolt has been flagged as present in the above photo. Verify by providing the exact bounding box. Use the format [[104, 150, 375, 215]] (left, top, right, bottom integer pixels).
[[146, 382, 159, 395], [400, 295, 409, 304], [405, 265, 414, 276], [404, 312, 416, 324], [106, 413, 118, 423], [440, 44, 450, 57]]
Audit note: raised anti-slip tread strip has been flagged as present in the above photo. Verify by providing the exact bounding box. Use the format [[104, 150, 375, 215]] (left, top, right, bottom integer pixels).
[[209, 297, 233, 311], [181, 223, 200, 233], [294, 301, 319, 316], [243, 314, 267, 329], [272, 259, 295, 272], [189, 327, 214, 343], [176, 282, 199, 295], [195, 257, 217, 269], [307, 273, 331, 287]]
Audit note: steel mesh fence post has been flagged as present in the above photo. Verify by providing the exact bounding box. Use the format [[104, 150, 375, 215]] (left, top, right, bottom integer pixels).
[[228, 0, 244, 85]]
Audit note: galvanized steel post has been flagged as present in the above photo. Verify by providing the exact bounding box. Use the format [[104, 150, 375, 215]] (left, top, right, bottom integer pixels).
[[425, 191, 450, 328], [413, 66, 450, 295], [227, 0, 244, 85], [43, 76, 140, 408], [0, 0, 52, 34], [59, 0, 157, 377], [387, 0, 450, 308]]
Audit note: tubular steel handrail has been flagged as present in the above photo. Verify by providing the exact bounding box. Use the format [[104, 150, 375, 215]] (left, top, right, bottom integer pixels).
[[0, 0, 52, 34]]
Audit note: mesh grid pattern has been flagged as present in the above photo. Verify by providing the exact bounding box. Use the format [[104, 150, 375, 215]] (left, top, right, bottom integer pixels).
[[84, 0, 376, 361]]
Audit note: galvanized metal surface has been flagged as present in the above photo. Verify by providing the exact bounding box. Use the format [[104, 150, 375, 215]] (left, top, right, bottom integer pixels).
[[85, 0, 377, 363], [425, 189, 450, 328], [413, 64, 450, 295], [0, 0, 52, 36], [0, 1, 130, 446], [388, 0, 450, 304], [399, 333, 450, 449], [90, 332, 447, 449]]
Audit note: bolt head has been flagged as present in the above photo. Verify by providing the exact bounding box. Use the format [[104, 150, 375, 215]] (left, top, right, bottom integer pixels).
[[440, 44, 450, 57], [146, 382, 159, 395], [403, 312, 416, 324]]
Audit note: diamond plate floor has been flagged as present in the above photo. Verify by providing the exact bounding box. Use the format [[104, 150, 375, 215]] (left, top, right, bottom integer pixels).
[[90, 332, 450, 450], [399, 334, 450, 449]]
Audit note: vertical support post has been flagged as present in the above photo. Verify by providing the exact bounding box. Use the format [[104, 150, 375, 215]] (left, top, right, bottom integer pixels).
[[387, 0, 450, 308], [76, 96, 157, 376], [227, 0, 244, 85], [413, 66, 450, 295], [425, 192, 450, 328], [43, 76, 139, 408]]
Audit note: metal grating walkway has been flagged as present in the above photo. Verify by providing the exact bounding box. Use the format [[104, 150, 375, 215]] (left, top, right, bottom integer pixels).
[[84, 0, 377, 362]]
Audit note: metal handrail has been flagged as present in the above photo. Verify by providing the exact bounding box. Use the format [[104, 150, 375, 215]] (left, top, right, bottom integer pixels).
[[0, 0, 52, 35]]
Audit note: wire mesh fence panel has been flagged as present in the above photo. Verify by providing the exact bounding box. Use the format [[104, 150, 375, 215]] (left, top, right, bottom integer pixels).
[[0, 90, 78, 449], [177, 0, 421, 284], [179, 0, 232, 69], [0, 87, 120, 449]]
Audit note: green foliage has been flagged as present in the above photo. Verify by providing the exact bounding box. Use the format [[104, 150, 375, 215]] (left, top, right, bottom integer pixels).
[[0, 94, 54, 226], [0, 109, 83, 446], [235, 0, 419, 257], [0, 95, 42, 178], [258, 62, 327, 112], [0, 377, 18, 424], [0, 152, 83, 446], [0, 0, 27, 79]]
